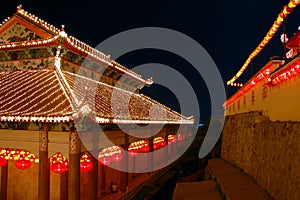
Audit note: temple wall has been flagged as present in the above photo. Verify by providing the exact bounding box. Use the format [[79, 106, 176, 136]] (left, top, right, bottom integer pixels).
[[225, 58, 300, 122], [221, 112, 300, 200], [2, 161, 61, 200], [7, 162, 38, 199]]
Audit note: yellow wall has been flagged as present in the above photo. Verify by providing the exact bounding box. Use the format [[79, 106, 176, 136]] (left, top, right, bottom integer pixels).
[[7, 161, 38, 200], [225, 58, 300, 122]]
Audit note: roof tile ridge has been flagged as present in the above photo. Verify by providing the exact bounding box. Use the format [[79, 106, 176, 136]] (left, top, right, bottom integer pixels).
[[65, 35, 150, 83], [0, 35, 59, 50], [15, 5, 60, 35], [53, 57, 78, 114], [139, 94, 194, 122]]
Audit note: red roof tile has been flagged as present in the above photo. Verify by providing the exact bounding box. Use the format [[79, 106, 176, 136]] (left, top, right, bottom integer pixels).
[[0, 70, 73, 122], [0, 70, 193, 124]]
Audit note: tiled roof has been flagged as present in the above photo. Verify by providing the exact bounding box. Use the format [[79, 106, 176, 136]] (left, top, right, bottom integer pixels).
[[0, 70, 73, 122], [63, 71, 193, 124], [0, 69, 193, 124], [0, 7, 193, 124], [0, 6, 151, 85]]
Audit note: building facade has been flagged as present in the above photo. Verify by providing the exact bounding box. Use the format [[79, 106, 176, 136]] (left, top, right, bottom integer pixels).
[[224, 30, 300, 122], [0, 6, 194, 200]]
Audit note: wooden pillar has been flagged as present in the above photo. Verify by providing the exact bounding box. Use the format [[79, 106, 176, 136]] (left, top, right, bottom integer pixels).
[[89, 153, 98, 199], [38, 123, 50, 200], [148, 137, 154, 172], [99, 163, 106, 194], [120, 133, 129, 193], [68, 127, 81, 200], [60, 171, 68, 200], [0, 163, 8, 200], [90, 131, 99, 199], [164, 135, 169, 161]]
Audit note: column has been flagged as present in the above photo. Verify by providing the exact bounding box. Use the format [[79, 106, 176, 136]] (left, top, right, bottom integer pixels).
[[89, 155, 98, 199], [38, 123, 50, 200], [164, 135, 169, 161], [90, 132, 99, 199], [0, 163, 8, 200], [68, 126, 81, 200], [120, 133, 129, 193], [60, 171, 68, 200], [99, 163, 106, 194], [148, 137, 154, 173]]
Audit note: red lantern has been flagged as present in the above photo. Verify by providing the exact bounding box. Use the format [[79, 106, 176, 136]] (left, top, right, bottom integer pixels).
[[51, 162, 67, 174], [80, 152, 93, 172], [141, 145, 150, 153], [15, 159, 31, 170], [80, 161, 93, 172], [0, 157, 7, 167], [111, 153, 123, 162], [50, 152, 68, 174], [99, 156, 111, 165], [168, 135, 176, 144], [153, 143, 159, 150], [177, 134, 184, 141], [128, 149, 138, 156]]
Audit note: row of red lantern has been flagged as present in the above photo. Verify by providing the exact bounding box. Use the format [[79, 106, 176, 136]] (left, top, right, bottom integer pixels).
[[0, 134, 186, 171], [270, 63, 300, 85], [0, 156, 34, 170], [99, 135, 184, 166], [224, 66, 273, 107], [0, 148, 38, 170], [50, 152, 94, 174], [0, 148, 38, 163], [98, 146, 123, 165]]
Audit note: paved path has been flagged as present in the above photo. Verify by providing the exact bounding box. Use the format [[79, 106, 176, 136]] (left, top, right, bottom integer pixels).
[[98, 173, 152, 200], [206, 158, 273, 200], [173, 181, 222, 200]]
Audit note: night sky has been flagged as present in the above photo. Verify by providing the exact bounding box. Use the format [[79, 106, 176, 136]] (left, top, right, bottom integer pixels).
[[1, 0, 300, 122]]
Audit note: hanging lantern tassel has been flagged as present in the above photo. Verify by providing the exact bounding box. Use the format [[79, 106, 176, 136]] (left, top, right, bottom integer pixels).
[[80, 152, 93, 172]]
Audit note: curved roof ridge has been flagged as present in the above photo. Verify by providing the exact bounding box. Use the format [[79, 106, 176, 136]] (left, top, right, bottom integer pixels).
[[62, 71, 194, 124], [0, 35, 59, 50], [9, 5, 150, 84], [15, 5, 60, 35]]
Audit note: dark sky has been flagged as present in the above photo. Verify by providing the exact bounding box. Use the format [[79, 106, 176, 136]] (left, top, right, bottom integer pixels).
[[1, 0, 300, 122]]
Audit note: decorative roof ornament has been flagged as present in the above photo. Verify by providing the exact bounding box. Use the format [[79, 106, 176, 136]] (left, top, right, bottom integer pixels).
[[17, 4, 22, 11], [280, 33, 289, 43]]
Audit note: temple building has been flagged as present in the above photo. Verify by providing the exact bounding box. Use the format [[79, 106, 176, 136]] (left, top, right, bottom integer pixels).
[[0, 6, 194, 200], [224, 29, 300, 121]]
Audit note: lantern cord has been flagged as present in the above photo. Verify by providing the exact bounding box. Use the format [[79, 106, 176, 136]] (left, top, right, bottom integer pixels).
[[282, 15, 287, 60], [227, 0, 300, 86]]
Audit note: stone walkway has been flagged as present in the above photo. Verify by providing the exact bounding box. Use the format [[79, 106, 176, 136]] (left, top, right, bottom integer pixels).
[[98, 173, 155, 200], [173, 181, 222, 200], [206, 158, 273, 200]]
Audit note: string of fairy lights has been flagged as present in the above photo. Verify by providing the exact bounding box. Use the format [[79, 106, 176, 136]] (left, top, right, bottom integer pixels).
[[63, 71, 193, 124], [227, 0, 300, 86]]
